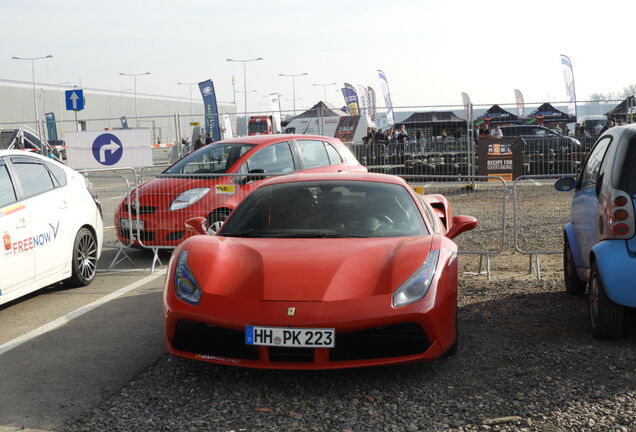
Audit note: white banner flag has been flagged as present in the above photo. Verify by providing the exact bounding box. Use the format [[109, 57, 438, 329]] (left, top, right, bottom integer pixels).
[[377, 70, 395, 127], [560, 54, 577, 119], [514, 89, 525, 118]]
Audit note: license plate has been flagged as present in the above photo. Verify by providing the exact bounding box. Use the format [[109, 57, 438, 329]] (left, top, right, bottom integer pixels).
[[245, 326, 335, 348], [120, 219, 144, 231]]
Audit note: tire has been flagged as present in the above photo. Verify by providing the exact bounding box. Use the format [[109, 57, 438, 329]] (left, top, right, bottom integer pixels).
[[65, 227, 98, 287], [207, 209, 230, 235], [564, 236, 586, 295], [588, 262, 624, 340]]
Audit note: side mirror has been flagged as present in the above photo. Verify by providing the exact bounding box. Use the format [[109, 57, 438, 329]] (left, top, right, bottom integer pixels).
[[185, 216, 209, 235], [554, 177, 576, 192], [446, 215, 477, 239]]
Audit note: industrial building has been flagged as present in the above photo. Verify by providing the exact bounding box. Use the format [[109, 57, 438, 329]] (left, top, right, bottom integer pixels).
[[0, 78, 237, 144]]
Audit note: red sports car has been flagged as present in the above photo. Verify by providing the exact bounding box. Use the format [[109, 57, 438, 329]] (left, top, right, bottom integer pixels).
[[164, 172, 477, 369], [115, 134, 366, 247]]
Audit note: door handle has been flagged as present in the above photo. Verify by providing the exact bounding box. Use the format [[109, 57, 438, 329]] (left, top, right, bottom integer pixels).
[[16, 218, 27, 229], [60, 200, 68, 209]]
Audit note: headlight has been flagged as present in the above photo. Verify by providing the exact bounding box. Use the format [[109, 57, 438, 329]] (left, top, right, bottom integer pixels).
[[170, 188, 210, 210], [392, 249, 440, 308], [175, 250, 202, 305]]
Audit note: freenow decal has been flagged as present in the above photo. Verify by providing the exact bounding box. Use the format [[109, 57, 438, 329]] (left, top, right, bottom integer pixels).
[[9, 221, 60, 256]]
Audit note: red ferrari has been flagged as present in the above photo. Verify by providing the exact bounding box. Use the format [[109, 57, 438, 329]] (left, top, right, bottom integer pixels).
[[164, 172, 477, 369], [115, 134, 365, 247]]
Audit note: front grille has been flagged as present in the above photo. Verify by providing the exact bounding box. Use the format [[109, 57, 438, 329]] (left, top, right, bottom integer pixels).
[[126, 205, 157, 216], [119, 228, 155, 242], [330, 323, 429, 361], [269, 347, 314, 362], [173, 320, 258, 360]]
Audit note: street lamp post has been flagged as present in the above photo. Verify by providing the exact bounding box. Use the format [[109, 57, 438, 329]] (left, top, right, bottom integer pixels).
[[119, 72, 151, 127], [11, 54, 53, 140], [226, 57, 263, 135], [279, 72, 308, 115], [312, 82, 337, 103], [177, 82, 198, 122]]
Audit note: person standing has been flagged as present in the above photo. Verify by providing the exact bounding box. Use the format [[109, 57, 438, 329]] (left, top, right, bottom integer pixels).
[[193, 134, 204, 151], [490, 125, 503, 138], [205, 132, 213, 145]]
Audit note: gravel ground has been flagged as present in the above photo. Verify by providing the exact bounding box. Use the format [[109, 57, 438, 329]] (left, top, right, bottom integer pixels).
[[63, 184, 636, 432]]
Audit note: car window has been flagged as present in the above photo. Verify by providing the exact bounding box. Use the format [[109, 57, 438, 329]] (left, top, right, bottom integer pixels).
[[245, 141, 295, 174], [0, 163, 17, 207], [220, 181, 428, 238], [419, 198, 440, 233], [579, 136, 612, 189], [11, 158, 56, 198], [297, 140, 330, 169], [44, 160, 67, 187], [164, 143, 255, 174], [325, 142, 343, 164]]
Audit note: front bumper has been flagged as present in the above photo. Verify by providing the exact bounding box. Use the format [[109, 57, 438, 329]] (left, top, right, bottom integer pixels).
[[164, 290, 456, 370]]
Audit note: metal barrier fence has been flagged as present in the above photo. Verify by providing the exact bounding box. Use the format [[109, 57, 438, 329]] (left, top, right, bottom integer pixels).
[[513, 174, 575, 279]]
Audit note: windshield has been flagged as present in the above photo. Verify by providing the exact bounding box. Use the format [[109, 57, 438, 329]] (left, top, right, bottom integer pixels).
[[164, 143, 254, 174], [220, 181, 428, 238]]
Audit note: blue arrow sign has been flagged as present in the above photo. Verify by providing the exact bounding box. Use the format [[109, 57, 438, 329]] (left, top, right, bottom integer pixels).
[[65, 89, 85, 111], [91, 133, 122, 166]]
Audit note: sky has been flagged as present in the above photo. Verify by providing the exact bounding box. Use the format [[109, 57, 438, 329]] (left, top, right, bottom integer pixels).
[[2, 0, 636, 114]]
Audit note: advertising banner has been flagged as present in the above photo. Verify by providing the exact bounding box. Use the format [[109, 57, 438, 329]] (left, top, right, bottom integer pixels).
[[341, 84, 360, 116], [64, 129, 152, 169], [514, 89, 525, 118], [198, 80, 221, 141], [477, 137, 523, 181], [334, 116, 361, 143], [356, 84, 368, 116], [560, 55, 577, 119], [44, 112, 58, 141], [269, 93, 282, 134], [377, 70, 395, 126], [367, 86, 377, 121], [222, 114, 233, 139]]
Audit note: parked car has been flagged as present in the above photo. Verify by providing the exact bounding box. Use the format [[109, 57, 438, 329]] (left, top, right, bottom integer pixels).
[[0, 150, 103, 306], [163, 172, 477, 369], [115, 135, 367, 248], [500, 125, 581, 150], [555, 124, 636, 339]]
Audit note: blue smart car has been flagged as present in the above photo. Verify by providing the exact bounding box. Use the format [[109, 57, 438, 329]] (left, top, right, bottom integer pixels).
[[555, 124, 636, 339]]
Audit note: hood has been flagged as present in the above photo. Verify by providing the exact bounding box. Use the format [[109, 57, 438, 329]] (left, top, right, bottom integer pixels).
[[184, 236, 435, 301]]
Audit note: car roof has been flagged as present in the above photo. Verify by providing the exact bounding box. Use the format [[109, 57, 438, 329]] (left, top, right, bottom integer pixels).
[[0, 149, 48, 159], [258, 172, 410, 187], [213, 134, 340, 147]]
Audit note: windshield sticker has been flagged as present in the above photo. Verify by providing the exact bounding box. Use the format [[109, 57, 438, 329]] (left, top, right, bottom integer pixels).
[[8, 221, 60, 256], [1, 203, 25, 217], [215, 184, 235, 194]]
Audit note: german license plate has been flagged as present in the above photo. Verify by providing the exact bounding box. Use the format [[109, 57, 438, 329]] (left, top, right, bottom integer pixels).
[[245, 326, 335, 348], [120, 219, 144, 231]]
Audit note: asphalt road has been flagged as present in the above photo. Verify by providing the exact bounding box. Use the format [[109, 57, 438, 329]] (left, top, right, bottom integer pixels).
[[0, 248, 169, 432]]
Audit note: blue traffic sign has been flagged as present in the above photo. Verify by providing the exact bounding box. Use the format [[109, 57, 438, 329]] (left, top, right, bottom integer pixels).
[[65, 89, 84, 111], [91, 133, 122, 166]]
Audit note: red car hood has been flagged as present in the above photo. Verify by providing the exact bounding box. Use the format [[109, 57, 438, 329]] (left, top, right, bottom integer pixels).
[[183, 236, 435, 301]]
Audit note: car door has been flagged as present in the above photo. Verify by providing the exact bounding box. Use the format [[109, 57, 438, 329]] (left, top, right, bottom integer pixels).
[[570, 136, 612, 269], [235, 141, 297, 198], [295, 139, 349, 173], [0, 158, 35, 299], [9, 155, 71, 280]]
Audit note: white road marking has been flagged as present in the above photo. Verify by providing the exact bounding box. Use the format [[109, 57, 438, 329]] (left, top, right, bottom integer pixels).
[[0, 270, 166, 356]]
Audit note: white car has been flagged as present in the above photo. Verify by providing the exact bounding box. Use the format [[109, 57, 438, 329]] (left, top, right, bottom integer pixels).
[[0, 150, 103, 306]]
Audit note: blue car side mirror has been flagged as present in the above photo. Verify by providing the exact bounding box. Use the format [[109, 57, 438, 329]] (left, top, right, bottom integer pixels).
[[555, 177, 577, 192]]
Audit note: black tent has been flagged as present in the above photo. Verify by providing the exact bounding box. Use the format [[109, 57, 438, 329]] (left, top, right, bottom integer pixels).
[[605, 95, 636, 121], [400, 111, 466, 136], [281, 101, 347, 126], [525, 103, 572, 124], [474, 104, 519, 126]]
